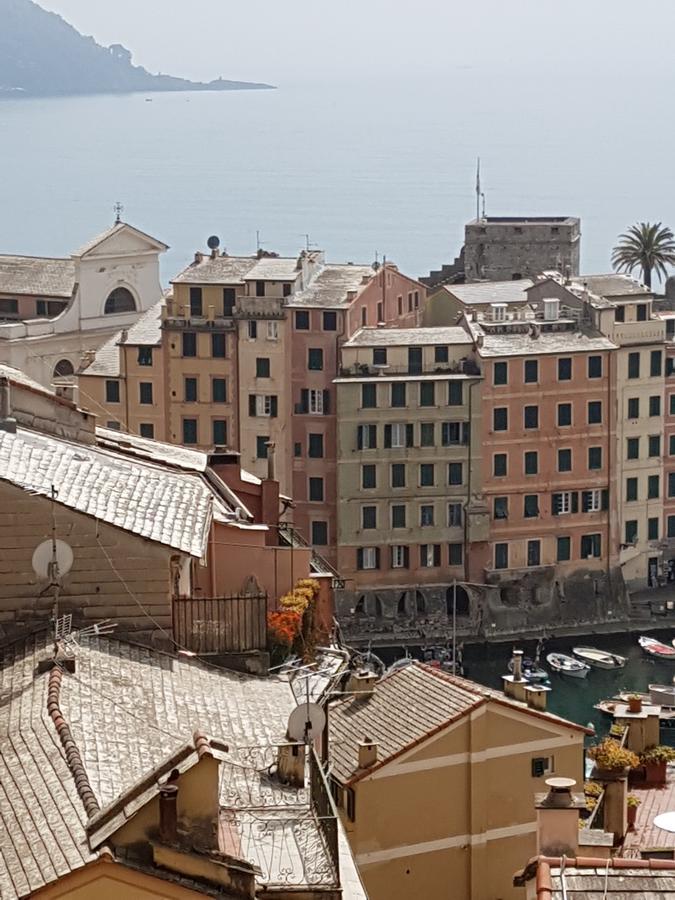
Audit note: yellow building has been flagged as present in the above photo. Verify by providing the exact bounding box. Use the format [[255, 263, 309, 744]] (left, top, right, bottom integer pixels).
[[329, 663, 587, 900]]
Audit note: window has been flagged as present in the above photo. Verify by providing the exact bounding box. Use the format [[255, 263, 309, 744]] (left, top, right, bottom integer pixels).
[[420, 423, 435, 447], [524, 451, 538, 475], [309, 478, 324, 502], [357, 424, 377, 450], [189, 286, 202, 317], [649, 435, 661, 457], [557, 403, 572, 427], [250, 394, 278, 417], [183, 419, 198, 445], [256, 436, 269, 459], [139, 423, 154, 439], [105, 380, 120, 403], [385, 423, 413, 448], [391, 545, 408, 568], [253, 280, 265, 298], [282, 283, 292, 298], [588, 447, 602, 469], [582, 489, 604, 512], [361, 307, 367, 326], [295, 311, 310, 330], [420, 545, 441, 567], [256, 358, 270, 378], [493, 453, 507, 476], [407, 292, 413, 312], [442, 421, 469, 446], [223, 288, 236, 316], [625, 520, 638, 544], [323, 311, 337, 331], [581, 533, 601, 558], [627, 397, 640, 419], [391, 383, 406, 407], [448, 463, 463, 485], [524, 405, 539, 429], [362, 465, 377, 489], [247, 320, 257, 339], [435, 346, 449, 364], [524, 495, 539, 518], [649, 518, 659, 541], [420, 382, 435, 407], [637, 304, 648, 321], [184, 377, 198, 402], [524, 360, 538, 383], [671, 435, 675, 456], [669, 516, 675, 538], [627, 437, 640, 459], [106, 421, 121, 430], [448, 543, 463, 566], [213, 420, 227, 445], [182, 332, 196, 357], [377, 301, 384, 323], [308, 348, 323, 370], [493, 361, 508, 385], [397, 295, 403, 316], [628, 352, 640, 379], [0, 298, 18, 316], [626, 478, 638, 502], [309, 389, 326, 415], [527, 540, 541, 567], [357, 548, 379, 570], [448, 503, 463, 527], [308, 433, 324, 458], [311, 522, 328, 545], [414, 290, 420, 309], [391, 463, 406, 488], [391, 505, 406, 528], [532, 756, 554, 778], [137, 346, 153, 366], [53, 359, 74, 378], [373, 348, 387, 366], [553, 492, 575, 515], [495, 543, 509, 570], [420, 505, 434, 526], [588, 401, 602, 424], [558, 358, 572, 381], [557, 536, 571, 562], [650, 395, 661, 416], [588, 355, 602, 379], [212, 378, 227, 403], [670, 472, 675, 497], [494, 497, 508, 519], [671, 394, 675, 416], [104, 287, 135, 314], [139, 382, 153, 405], [493, 407, 508, 431], [648, 474, 660, 499], [615, 306, 625, 323], [448, 382, 463, 405], [211, 333, 226, 358], [362, 506, 377, 529], [266, 321, 279, 341], [362, 384, 377, 408], [558, 449, 572, 472], [651, 350, 663, 377], [420, 464, 435, 487]]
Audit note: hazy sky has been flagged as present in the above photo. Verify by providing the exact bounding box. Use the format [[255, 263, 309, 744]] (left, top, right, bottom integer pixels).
[[35, 0, 675, 86]]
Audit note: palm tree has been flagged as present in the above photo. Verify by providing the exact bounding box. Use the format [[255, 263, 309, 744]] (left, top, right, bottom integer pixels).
[[611, 222, 675, 289]]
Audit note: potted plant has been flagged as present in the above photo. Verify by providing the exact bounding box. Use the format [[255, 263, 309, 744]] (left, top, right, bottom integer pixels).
[[639, 745, 675, 785], [627, 794, 641, 828], [627, 693, 643, 714], [588, 739, 639, 777]]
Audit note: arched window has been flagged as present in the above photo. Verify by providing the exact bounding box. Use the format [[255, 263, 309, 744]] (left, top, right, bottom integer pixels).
[[372, 595, 383, 619], [415, 591, 426, 615], [446, 585, 470, 618], [397, 592, 408, 617], [53, 359, 74, 378], [104, 287, 136, 314], [354, 596, 366, 616]]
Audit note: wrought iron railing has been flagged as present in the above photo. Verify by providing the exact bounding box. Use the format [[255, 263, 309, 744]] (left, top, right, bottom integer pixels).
[[310, 747, 340, 883]]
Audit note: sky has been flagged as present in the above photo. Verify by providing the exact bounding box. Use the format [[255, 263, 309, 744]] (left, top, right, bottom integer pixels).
[[34, 0, 675, 87]]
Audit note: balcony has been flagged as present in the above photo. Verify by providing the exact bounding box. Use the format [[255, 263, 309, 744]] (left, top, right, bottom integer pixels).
[[610, 320, 665, 346], [338, 360, 481, 378]]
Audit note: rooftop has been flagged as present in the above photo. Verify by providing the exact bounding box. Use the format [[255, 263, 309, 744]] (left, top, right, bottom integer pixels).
[[467, 320, 616, 357], [287, 263, 376, 309], [245, 256, 303, 281], [570, 273, 651, 298], [0, 254, 75, 299], [622, 765, 675, 856], [344, 325, 471, 347], [0, 363, 73, 406], [71, 221, 168, 258], [435, 278, 534, 305], [172, 255, 267, 285], [79, 301, 163, 377], [515, 855, 675, 899], [467, 216, 579, 226]]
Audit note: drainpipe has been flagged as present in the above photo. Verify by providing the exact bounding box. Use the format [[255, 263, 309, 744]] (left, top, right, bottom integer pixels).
[[464, 378, 480, 581], [121, 332, 130, 431]]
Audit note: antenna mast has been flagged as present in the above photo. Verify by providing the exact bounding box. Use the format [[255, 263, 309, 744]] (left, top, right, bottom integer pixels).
[[475, 157, 481, 221]]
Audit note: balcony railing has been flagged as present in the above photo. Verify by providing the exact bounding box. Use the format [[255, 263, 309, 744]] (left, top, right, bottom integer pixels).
[[339, 360, 481, 378]]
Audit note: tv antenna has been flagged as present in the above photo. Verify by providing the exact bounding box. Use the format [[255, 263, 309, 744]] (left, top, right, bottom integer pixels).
[[300, 233, 316, 251], [256, 230, 265, 252]]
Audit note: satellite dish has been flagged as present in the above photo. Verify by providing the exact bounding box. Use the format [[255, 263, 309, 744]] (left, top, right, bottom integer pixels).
[[207, 235, 221, 250], [287, 703, 326, 742], [32, 540, 73, 579]]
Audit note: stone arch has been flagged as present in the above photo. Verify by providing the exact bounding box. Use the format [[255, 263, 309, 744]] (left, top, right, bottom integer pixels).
[[354, 595, 366, 616], [415, 590, 426, 615], [53, 358, 74, 378], [372, 595, 383, 619], [446, 585, 470, 617], [104, 286, 136, 315], [396, 592, 408, 617]]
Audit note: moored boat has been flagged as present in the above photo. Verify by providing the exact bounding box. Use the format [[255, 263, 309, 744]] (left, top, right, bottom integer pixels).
[[546, 652, 590, 678], [639, 636, 675, 659], [507, 655, 549, 684], [572, 646, 626, 669]]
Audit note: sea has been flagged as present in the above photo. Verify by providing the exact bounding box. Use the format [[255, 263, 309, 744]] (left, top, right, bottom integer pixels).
[[1, 67, 673, 283]]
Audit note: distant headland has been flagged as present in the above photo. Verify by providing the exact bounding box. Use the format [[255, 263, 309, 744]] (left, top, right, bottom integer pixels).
[[0, 0, 275, 99]]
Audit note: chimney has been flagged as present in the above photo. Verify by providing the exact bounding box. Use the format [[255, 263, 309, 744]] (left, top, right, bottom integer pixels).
[[0, 378, 17, 434], [512, 649, 524, 681], [210, 247, 218, 260], [194, 251, 204, 264], [476, 334, 484, 348], [347, 669, 378, 697], [266, 441, 276, 482], [207, 305, 215, 322], [261, 442, 279, 547], [159, 783, 179, 844], [358, 738, 378, 770], [119, 328, 128, 344], [502, 650, 528, 703], [535, 778, 584, 857], [80, 349, 96, 368], [524, 683, 551, 712]]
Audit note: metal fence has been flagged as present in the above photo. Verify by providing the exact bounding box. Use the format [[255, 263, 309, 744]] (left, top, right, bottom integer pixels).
[[310, 747, 340, 883], [172, 594, 267, 654]]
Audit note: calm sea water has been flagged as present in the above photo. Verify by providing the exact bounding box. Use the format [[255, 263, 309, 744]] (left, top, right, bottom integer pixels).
[[1, 68, 672, 283]]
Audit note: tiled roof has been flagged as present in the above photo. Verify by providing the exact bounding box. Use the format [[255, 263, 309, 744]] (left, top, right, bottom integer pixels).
[[0, 363, 66, 402], [344, 325, 471, 347], [245, 257, 301, 281], [79, 301, 163, 376], [0, 255, 75, 298], [515, 855, 675, 899], [470, 323, 616, 357], [0, 427, 213, 556], [287, 264, 375, 308], [439, 279, 534, 305], [570, 273, 651, 297], [171, 256, 259, 285], [329, 663, 588, 785]]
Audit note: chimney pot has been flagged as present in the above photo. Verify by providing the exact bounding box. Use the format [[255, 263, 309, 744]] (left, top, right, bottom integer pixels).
[[512, 649, 524, 682], [358, 738, 378, 769], [347, 669, 378, 697], [535, 777, 584, 858], [159, 783, 179, 844]]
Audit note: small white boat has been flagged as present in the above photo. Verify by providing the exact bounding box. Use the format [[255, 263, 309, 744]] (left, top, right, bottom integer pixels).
[[640, 636, 675, 659], [546, 652, 590, 678], [572, 646, 626, 669]]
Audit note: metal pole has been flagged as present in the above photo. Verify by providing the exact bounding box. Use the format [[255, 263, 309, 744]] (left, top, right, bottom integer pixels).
[[452, 578, 457, 674]]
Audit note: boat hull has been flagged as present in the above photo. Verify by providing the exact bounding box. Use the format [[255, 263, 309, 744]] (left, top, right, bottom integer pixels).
[[546, 653, 590, 678], [572, 647, 626, 669], [639, 636, 675, 659]]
